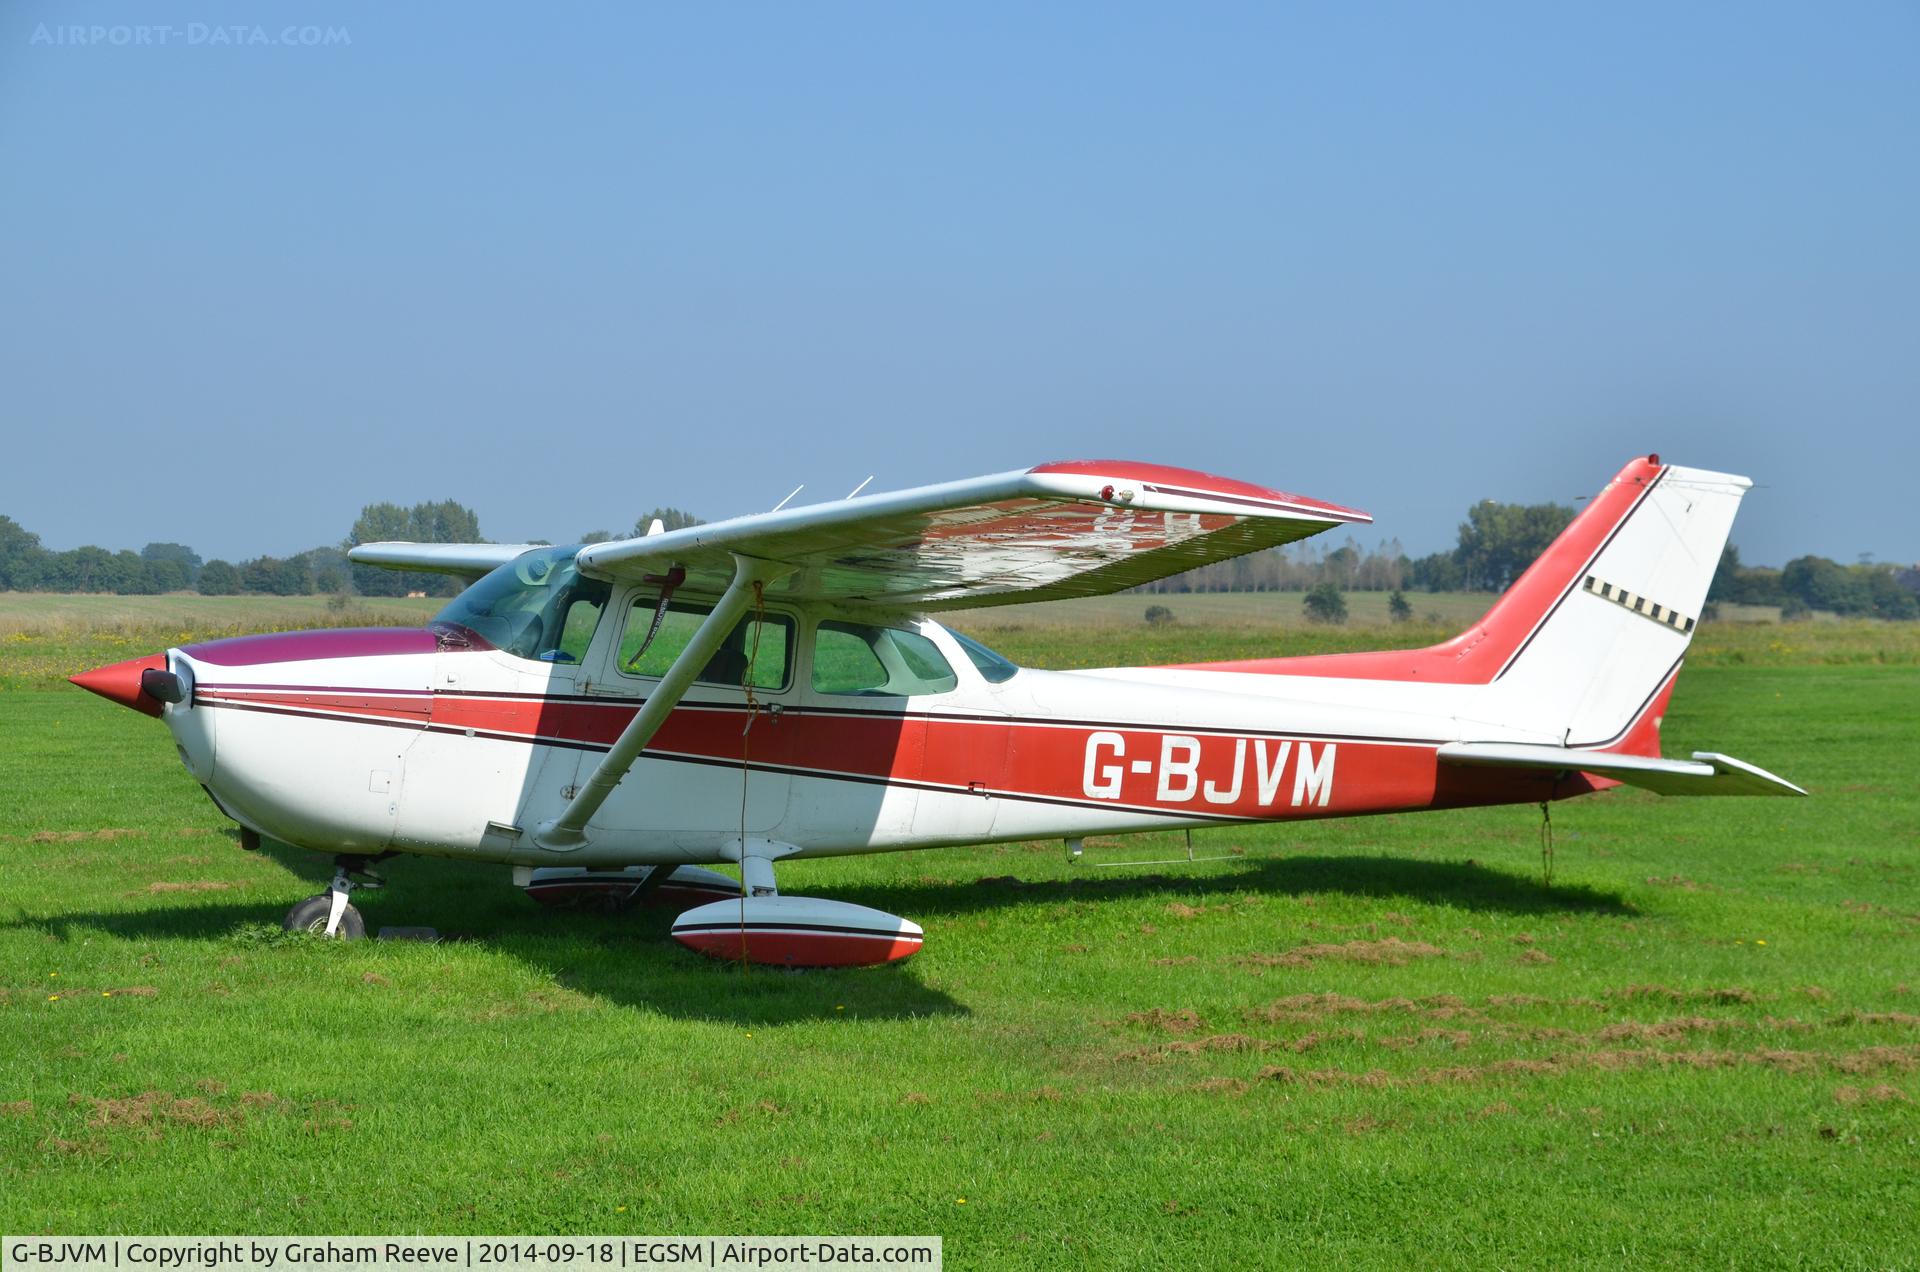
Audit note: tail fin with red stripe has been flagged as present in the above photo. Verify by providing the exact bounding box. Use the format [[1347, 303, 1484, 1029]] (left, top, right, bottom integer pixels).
[[1169, 455, 1751, 754]]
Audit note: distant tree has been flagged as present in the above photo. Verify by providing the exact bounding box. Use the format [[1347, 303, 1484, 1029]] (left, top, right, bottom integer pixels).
[[1143, 604, 1175, 626], [1387, 589, 1413, 622], [3, 547, 52, 590], [346, 503, 412, 597], [1324, 544, 1360, 589], [631, 507, 703, 537], [144, 557, 190, 593], [276, 555, 314, 596], [1728, 565, 1785, 606], [63, 545, 112, 592], [107, 549, 159, 595], [1303, 583, 1348, 624], [197, 560, 241, 595], [0, 515, 45, 590], [347, 500, 484, 598], [1453, 500, 1575, 592], [31, 549, 78, 591], [141, 542, 202, 584], [239, 556, 283, 595], [1707, 543, 1742, 603], [1864, 566, 1919, 620], [1781, 556, 1866, 615], [1405, 550, 1464, 593], [577, 529, 615, 545], [411, 499, 483, 546], [301, 546, 351, 596]]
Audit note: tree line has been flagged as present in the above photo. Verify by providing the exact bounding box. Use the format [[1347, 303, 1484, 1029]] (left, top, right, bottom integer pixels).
[[0, 504, 702, 599], [1138, 497, 1919, 620], [1139, 498, 1585, 595], [1707, 544, 1918, 620], [2, 496, 1913, 621]]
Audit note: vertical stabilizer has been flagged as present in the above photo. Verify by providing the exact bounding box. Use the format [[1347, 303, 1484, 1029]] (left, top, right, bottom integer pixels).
[[1162, 454, 1752, 757], [1485, 461, 1748, 749]]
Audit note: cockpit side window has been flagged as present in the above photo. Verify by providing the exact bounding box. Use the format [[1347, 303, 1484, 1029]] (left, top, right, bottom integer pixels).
[[432, 546, 609, 664], [616, 599, 793, 691]]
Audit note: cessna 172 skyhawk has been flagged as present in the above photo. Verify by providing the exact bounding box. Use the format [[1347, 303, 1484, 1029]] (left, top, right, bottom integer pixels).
[[72, 454, 1803, 966]]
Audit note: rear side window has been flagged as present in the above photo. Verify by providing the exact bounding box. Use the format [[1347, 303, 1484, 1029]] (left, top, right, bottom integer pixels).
[[812, 622, 958, 696], [618, 600, 793, 691], [948, 629, 1020, 684]]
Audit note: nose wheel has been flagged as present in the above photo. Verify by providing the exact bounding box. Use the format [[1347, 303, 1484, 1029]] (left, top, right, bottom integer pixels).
[[282, 855, 386, 939]]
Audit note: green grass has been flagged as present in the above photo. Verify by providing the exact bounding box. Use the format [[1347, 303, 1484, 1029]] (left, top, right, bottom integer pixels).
[[0, 594, 440, 692], [3, 604, 1919, 1264]]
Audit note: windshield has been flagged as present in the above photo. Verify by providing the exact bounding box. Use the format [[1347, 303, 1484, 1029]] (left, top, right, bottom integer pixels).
[[432, 546, 610, 663]]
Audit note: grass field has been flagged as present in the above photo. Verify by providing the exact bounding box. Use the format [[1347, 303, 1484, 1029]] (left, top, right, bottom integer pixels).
[[3, 596, 1918, 1265]]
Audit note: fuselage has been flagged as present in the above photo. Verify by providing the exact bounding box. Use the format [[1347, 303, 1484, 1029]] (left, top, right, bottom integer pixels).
[[160, 606, 1605, 871], [78, 455, 1771, 874]]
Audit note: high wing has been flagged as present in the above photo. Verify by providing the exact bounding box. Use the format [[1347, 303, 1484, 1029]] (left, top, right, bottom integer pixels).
[[578, 461, 1369, 611], [1437, 743, 1807, 797], [347, 542, 548, 580], [519, 459, 1363, 850]]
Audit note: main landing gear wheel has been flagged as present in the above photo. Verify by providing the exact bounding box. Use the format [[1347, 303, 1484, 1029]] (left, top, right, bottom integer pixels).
[[283, 894, 365, 939], [283, 853, 387, 939]]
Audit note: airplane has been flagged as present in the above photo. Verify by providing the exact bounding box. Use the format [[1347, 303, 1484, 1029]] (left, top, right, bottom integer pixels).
[[70, 454, 1804, 967]]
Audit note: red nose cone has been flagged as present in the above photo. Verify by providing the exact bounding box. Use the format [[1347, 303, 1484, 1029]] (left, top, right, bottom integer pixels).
[[70, 654, 168, 717]]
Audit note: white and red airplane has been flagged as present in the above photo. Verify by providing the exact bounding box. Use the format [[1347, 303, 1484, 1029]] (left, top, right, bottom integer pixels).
[[72, 454, 1802, 966]]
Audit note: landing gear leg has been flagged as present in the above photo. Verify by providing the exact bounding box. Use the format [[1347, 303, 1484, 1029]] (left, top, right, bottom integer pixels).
[[739, 852, 778, 898], [282, 855, 386, 939], [632, 864, 680, 903]]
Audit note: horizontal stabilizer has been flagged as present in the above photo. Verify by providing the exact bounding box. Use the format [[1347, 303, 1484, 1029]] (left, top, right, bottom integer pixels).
[[347, 542, 545, 579], [1437, 742, 1806, 797]]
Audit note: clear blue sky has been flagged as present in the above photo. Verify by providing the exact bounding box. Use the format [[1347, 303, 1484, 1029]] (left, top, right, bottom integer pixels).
[[2, 2, 1915, 567]]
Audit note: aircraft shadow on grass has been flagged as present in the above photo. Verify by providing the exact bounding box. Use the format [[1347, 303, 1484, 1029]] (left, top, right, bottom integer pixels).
[[825, 853, 1636, 922], [11, 892, 966, 1024], [251, 836, 1634, 920], [10, 842, 1632, 1024]]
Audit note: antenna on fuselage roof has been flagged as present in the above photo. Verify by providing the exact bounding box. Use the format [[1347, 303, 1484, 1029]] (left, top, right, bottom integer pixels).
[[844, 475, 875, 499], [770, 484, 804, 513]]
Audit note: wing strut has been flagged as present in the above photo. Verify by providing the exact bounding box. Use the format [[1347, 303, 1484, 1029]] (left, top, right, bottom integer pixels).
[[534, 554, 794, 851]]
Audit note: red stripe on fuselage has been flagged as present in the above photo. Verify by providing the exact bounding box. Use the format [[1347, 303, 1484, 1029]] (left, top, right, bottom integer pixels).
[[195, 687, 431, 724], [194, 686, 1598, 820]]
